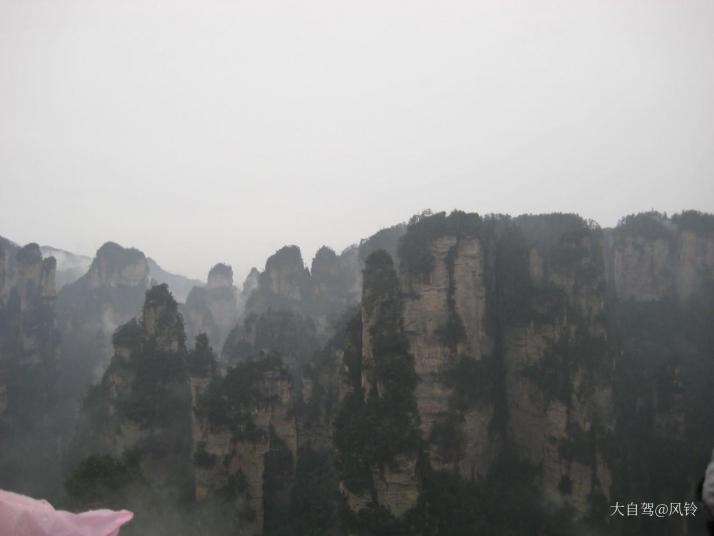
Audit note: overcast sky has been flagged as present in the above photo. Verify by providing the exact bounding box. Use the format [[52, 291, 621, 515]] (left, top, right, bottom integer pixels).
[[1, 0, 713, 281]]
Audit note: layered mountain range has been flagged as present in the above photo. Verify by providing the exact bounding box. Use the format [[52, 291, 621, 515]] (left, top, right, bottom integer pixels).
[[0, 210, 712, 535]]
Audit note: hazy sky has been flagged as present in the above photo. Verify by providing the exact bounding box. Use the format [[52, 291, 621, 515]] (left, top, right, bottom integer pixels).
[[1, 0, 713, 281]]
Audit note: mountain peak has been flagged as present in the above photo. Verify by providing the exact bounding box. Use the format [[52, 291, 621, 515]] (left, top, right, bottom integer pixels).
[[207, 263, 233, 289]]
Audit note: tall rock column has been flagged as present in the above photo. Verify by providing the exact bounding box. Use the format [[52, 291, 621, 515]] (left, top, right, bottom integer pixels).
[[67, 284, 196, 536], [183, 263, 239, 352], [606, 211, 714, 535], [335, 250, 421, 532], [398, 213, 499, 480], [0, 242, 59, 498], [503, 219, 615, 517]]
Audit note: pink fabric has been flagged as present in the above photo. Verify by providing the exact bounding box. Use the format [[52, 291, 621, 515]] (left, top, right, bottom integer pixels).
[[0, 490, 133, 536]]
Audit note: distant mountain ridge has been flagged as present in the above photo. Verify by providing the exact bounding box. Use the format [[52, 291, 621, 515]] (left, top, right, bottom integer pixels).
[[34, 243, 203, 302]]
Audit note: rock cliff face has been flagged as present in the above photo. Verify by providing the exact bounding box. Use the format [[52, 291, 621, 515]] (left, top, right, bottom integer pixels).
[[247, 246, 311, 314], [339, 251, 421, 522], [71, 283, 302, 536], [0, 241, 57, 307], [237, 267, 260, 316], [69, 284, 194, 534], [242, 227, 405, 342], [337, 223, 406, 304], [309, 247, 353, 332], [504, 215, 614, 516], [57, 242, 149, 376], [83, 242, 149, 291], [233, 246, 351, 369], [333, 210, 714, 536], [56, 242, 150, 417], [0, 242, 57, 404], [222, 309, 318, 371], [182, 263, 238, 352], [191, 354, 297, 536], [400, 229, 498, 480], [79, 284, 191, 484], [3, 209, 712, 536], [608, 211, 714, 302], [605, 211, 714, 535], [0, 240, 61, 497], [335, 212, 617, 533]]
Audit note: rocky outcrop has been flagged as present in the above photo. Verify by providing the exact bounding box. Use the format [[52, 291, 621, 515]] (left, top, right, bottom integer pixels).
[[84, 284, 191, 479], [5, 242, 57, 307], [604, 211, 714, 535], [83, 242, 149, 290], [505, 216, 614, 515], [335, 250, 421, 528], [237, 225, 406, 351], [0, 240, 57, 377], [69, 284, 194, 533], [182, 263, 238, 352], [242, 246, 349, 345], [207, 263, 233, 290], [222, 309, 318, 371], [3, 209, 712, 536], [142, 284, 187, 352], [0, 240, 56, 305], [70, 284, 302, 535], [338, 223, 406, 304], [337, 210, 713, 533], [608, 211, 714, 303], [335, 211, 617, 531], [191, 354, 297, 536], [246, 246, 311, 314], [310, 246, 352, 329], [56, 241, 149, 406], [298, 311, 355, 451], [243, 230, 405, 342], [400, 228, 498, 480], [0, 241, 60, 497], [237, 267, 260, 317]]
